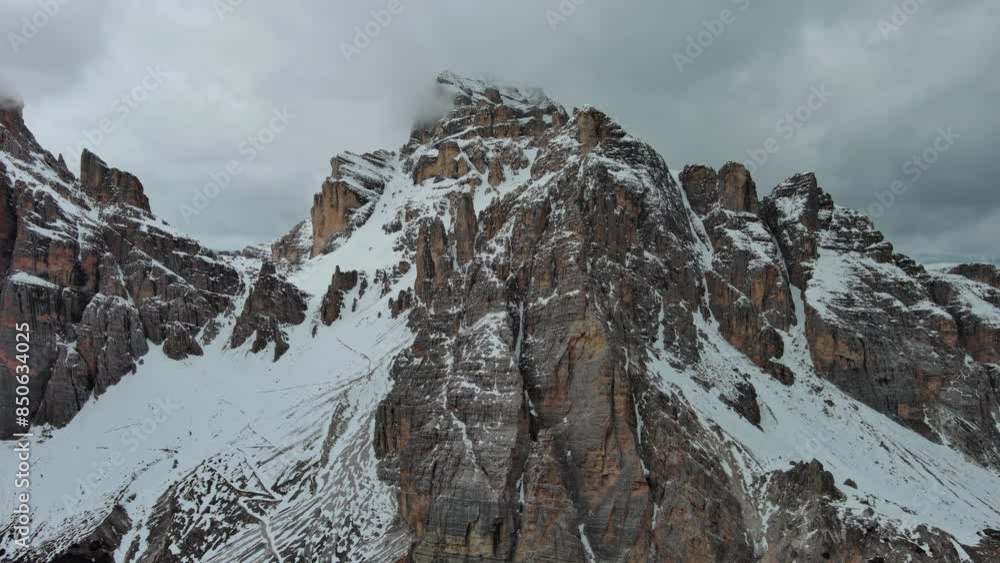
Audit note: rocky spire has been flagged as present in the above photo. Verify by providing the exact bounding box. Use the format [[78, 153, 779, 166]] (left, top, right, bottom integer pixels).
[[79, 148, 151, 211], [405, 70, 568, 154]]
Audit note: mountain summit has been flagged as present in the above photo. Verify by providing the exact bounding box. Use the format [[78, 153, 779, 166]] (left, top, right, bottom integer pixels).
[[2, 73, 1000, 562]]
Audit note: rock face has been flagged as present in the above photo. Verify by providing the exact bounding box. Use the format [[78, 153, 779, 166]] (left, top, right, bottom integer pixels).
[[48, 505, 132, 563], [5, 73, 1000, 563], [930, 265, 1000, 364], [758, 460, 975, 562], [270, 219, 311, 266], [388, 288, 413, 318], [320, 267, 359, 325], [950, 263, 1000, 290], [681, 163, 794, 373], [371, 74, 1000, 562], [0, 103, 242, 438], [374, 78, 765, 562], [79, 149, 150, 211], [229, 261, 307, 360], [310, 150, 395, 256], [764, 174, 1000, 467]]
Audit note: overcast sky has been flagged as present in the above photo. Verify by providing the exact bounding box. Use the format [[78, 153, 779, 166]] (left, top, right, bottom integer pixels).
[[1, 0, 997, 263]]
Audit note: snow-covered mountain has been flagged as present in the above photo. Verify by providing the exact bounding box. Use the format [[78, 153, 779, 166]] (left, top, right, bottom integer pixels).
[[2, 72, 999, 562]]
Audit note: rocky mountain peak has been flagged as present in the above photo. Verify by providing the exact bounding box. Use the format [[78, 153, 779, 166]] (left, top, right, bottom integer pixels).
[[0, 102, 76, 187], [573, 106, 625, 153], [7, 71, 1000, 563], [328, 148, 394, 183], [285, 72, 572, 264], [766, 172, 831, 225], [310, 149, 396, 257], [436, 70, 560, 115], [681, 161, 760, 215], [405, 71, 568, 152], [762, 172, 833, 286], [1, 100, 44, 161], [718, 161, 759, 212], [0, 113, 242, 439], [949, 263, 1000, 290], [0, 100, 25, 133], [79, 148, 151, 212], [0, 98, 25, 127]]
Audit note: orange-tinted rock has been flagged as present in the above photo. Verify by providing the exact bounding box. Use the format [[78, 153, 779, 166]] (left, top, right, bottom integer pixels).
[[681, 163, 794, 369], [0, 117, 240, 438], [450, 192, 477, 266], [376, 97, 751, 561], [766, 174, 1000, 464], [310, 150, 394, 256], [411, 141, 472, 185], [311, 180, 365, 255]]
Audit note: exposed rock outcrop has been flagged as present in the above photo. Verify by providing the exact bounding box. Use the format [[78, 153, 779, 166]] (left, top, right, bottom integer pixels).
[[0, 109, 241, 437], [929, 267, 1000, 364], [6, 72, 1000, 563], [320, 267, 359, 326], [370, 73, 1000, 562], [375, 76, 753, 561], [403, 71, 566, 195], [230, 261, 307, 360], [412, 141, 471, 185], [310, 150, 394, 256], [48, 505, 132, 563], [388, 288, 413, 318], [764, 174, 1000, 467], [682, 163, 794, 372], [760, 461, 972, 562], [270, 219, 311, 266], [79, 149, 150, 211], [950, 263, 1000, 290]]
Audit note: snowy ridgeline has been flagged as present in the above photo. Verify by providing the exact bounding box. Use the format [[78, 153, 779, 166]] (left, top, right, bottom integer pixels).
[[2, 76, 1000, 561]]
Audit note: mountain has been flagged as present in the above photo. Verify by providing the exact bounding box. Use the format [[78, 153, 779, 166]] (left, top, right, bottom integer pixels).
[[0, 104, 242, 438], [1, 72, 999, 562]]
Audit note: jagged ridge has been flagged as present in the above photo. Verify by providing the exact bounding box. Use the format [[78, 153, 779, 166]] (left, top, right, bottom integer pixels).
[[1, 72, 999, 562]]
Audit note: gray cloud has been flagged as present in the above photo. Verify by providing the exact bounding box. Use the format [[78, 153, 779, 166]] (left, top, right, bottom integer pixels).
[[0, 0, 996, 264], [0, 76, 23, 108]]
